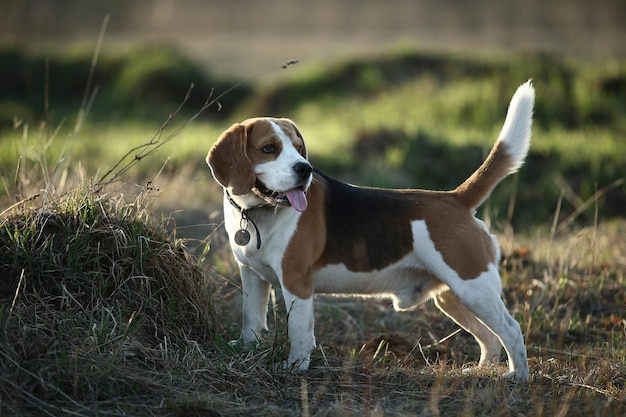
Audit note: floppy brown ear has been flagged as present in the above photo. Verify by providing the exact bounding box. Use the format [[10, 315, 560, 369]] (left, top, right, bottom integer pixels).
[[206, 123, 256, 195]]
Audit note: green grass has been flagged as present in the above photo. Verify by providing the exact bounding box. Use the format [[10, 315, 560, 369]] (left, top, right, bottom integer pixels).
[[0, 46, 625, 415], [0, 119, 224, 187], [0, 44, 248, 125], [3, 47, 624, 226]]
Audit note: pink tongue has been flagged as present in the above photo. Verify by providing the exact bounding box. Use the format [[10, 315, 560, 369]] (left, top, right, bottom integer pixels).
[[286, 189, 308, 212]]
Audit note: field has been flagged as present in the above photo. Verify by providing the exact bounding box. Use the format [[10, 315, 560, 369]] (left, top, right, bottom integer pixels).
[[1, 44, 625, 415]]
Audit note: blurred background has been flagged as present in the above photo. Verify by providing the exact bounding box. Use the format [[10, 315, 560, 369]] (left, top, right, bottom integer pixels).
[[1, 0, 625, 234], [2, 0, 626, 75]]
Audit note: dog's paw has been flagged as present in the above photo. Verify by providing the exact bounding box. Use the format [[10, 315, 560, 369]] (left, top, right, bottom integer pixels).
[[502, 368, 530, 382], [461, 366, 482, 376], [279, 353, 310, 371], [274, 360, 305, 372], [461, 362, 499, 376], [227, 338, 259, 350]]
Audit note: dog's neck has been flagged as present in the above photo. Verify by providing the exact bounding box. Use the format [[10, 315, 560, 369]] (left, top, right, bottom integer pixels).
[[225, 190, 263, 249], [225, 189, 266, 211]]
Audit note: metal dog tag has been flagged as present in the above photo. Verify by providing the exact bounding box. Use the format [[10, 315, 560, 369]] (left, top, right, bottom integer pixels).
[[234, 229, 251, 246]]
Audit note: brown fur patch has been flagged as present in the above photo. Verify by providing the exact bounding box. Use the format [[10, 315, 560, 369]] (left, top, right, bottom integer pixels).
[[454, 142, 514, 209], [243, 118, 284, 165], [423, 197, 496, 280], [207, 123, 255, 195], [281, 174, 327, 299]]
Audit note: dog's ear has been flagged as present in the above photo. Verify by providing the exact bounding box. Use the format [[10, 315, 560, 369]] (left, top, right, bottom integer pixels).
[[206, 123, 256, 195]]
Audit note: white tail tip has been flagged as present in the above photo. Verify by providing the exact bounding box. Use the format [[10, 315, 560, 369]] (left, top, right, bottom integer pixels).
[[498, 80, 535, 173]]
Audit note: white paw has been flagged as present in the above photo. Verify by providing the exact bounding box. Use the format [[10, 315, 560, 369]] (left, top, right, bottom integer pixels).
[[502, 368, 530, 382], [461, 365, 498, 377], [286, 353, 311, 370], [227, 338, 258, 349], [461, 366, 482, 376]]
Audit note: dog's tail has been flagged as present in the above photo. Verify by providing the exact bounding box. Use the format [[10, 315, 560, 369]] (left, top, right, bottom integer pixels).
[[454, 80, 535, 210]]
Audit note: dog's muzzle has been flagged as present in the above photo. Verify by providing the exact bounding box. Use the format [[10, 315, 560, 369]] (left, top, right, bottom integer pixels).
[[253, 162, 312, 212]]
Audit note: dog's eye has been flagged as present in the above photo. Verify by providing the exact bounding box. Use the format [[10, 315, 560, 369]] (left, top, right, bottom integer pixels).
[[261, 144, 276, 154]]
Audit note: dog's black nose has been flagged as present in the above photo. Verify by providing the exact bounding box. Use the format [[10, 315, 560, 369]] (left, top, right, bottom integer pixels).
[[293, 162, 313, 180]]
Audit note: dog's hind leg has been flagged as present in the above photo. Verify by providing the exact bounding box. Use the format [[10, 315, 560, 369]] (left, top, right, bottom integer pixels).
[[434, 290, 502, 366], [446, 266, 529, 381], [412, 222, 529, 380]]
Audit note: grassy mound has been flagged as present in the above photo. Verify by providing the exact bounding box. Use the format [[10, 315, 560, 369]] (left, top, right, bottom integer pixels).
[[0, 189, 220, 414]]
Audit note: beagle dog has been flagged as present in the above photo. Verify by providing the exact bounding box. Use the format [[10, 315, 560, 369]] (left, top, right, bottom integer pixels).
[[207, 81, 534, 381]]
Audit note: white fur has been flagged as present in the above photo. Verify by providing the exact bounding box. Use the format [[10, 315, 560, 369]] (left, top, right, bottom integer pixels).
[[313, 255, 438, 311], [497, 80, 534, 174]]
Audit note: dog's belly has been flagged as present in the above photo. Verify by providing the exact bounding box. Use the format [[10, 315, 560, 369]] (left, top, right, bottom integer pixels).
[[312, 257, 445, 310]]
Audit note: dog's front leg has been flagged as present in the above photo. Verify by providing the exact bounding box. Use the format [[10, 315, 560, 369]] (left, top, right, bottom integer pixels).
[[239, 264, 271, 343], [282, 289, 316, 370]]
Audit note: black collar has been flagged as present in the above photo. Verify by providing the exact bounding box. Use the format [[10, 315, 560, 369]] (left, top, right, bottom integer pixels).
[[225, 190, 262, 249]]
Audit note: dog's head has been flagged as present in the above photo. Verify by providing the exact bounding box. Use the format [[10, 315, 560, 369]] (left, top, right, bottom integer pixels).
[[207, 117, 313, 212]]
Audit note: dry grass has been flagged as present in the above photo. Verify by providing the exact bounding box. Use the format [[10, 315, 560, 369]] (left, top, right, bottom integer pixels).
[[2, 139, 624, 417], [1, 183, 625, 415]]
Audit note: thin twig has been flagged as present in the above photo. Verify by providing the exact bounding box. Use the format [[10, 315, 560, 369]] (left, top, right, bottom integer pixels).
[[9, 269, 25, 315], [94, 84, 195, 189], [0, 193, 41, 218], [75, 15, 109, 135], [556, 177, 625, 234], [540, 371, 619, 400], [424, 328, 462, 349], [93, 59, 300, 193]]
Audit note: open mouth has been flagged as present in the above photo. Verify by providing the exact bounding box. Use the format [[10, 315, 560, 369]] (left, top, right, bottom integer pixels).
[[253, 180, 308, 212]]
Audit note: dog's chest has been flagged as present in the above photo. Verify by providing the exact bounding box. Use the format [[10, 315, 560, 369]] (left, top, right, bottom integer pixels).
[[224, 202, 301, 284]]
